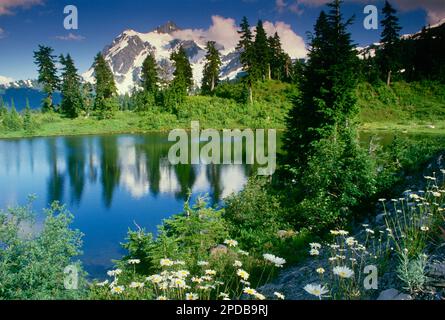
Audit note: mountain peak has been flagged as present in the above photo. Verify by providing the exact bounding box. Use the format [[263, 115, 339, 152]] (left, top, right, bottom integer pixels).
[[154, 21, 180, 34]]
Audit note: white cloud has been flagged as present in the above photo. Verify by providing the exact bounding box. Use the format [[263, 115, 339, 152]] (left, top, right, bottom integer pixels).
[[276, 0, 445, 24], [0, 0, 43, 15], [171, 15, 307, 58], [0, 27, 5, 38], [55, 33, 86, 41], [171, 15, 239, 51], [263, 21, 307, 59]]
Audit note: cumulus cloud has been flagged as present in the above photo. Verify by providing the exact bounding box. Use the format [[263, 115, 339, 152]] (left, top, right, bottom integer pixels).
[[171, 15, 307, 58], [263, 21, 307, 58], [55, 33, 86, 41], [276, 0, 445, 24], [171, 16, 239, 50], [0, 0, 43, 15]]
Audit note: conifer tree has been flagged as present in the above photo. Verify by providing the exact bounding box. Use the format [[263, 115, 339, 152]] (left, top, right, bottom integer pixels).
[[141, 52, 159, 94], [268, 32, 289, 81], [253, 20, 271, 80], [201, 41, 222, 95], [93, 53, 118, 118], [236, 16, 254, 75], [283, 0, 375, 230], [378, 1, 402, 85], [60, 54, 83, 118], [171, 46, 193, 96], [33, 45, 59, 111]]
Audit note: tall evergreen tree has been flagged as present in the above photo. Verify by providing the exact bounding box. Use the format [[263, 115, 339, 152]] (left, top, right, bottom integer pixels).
[[236, 16, 254, 75], [378, 1, 402, 85], [283, 0, 375, 230], [171, 46, 193, 95], [93, 53, 118, 118], [141, 52, 159, 94], [60, 54, 83, 118], [268, 32, 289, 81], [253, 20, 271, 80], [201, 41, 222, 95], [33, 45, 59, 111]]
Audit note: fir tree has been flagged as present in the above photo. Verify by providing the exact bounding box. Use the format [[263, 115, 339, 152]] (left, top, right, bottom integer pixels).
[[60, 54, 83, 118], [253, 20, 271, 80], [283, 0, 375, 230], [237, 16, 254, 75], [5, 99, 22, 131], [268, 32, 289, 81], [33, 45, 59, 111], [141, 52, 159, 94], [201, 41, 222, 95], [171, 46, 193, 95], [378, 1, 402, 85], [93, 53, 118, 119]]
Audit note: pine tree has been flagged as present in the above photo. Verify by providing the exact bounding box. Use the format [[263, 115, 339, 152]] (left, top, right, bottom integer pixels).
[[141, 52, 159, 94], [201, 41, 222, 95], [268, 32, 289, 81], [5, 98, 22, 131], [283, 0, 375, 230], [60, 54, 83, 118], [171, 46, 193, 96], [93, 53, 118, 119], [237, 17, 254, 75], [378, 1, 402, 85], [253, 20, 271, 80], [33, 45, 59, 111]]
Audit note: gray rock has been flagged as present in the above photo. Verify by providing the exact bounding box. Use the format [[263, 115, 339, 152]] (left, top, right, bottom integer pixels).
[[377, 288, 412, 300]]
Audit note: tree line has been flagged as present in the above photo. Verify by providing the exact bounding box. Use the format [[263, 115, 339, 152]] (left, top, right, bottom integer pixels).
[[31, 17, 303, 119]]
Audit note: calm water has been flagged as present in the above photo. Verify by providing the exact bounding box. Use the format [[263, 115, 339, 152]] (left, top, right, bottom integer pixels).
[[0, 134, 256, 278]]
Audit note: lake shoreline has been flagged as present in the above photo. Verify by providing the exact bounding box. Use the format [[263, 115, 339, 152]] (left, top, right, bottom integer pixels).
[[1, 121, 444, 140]]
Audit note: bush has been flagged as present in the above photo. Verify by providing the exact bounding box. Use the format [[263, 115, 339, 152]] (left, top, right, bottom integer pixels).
[[287, 130, 377, 232], [0, 199, 87, 300]]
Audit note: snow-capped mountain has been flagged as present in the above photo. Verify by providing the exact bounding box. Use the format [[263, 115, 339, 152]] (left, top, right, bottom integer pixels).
[[0, 79, 39, 90], [358, 18, 445, 59], [82, 21, 244, 94]]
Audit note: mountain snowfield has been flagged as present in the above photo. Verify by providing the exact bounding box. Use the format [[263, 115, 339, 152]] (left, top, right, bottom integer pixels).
[[0, 75, 14, 87], [81, 20, 306, 95]]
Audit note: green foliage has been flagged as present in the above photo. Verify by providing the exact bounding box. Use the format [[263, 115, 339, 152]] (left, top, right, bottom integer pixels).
[[289, 132, 376, 231], [33, 45, 59, 110], [119, 196, 229, 276], [3, 103, 23, 131], [224, 178, 310, 264], [93, 53, 117, 117], [397, 252, 429, 295], [283, 1, 376, 230], [0, 200, 86, 300], [23, 101, 38, 133], [141, 53, 159, 94], [60, 54, 84, 118], [96, 97, 119, 120], [201, 41, 222, 95], [171, 46, 193, 96], [357, 81, 445, 122], [376, 1, 402, 85]]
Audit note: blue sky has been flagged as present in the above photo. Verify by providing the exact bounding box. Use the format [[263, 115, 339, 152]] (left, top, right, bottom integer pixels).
[[0, 0, 442, 81]]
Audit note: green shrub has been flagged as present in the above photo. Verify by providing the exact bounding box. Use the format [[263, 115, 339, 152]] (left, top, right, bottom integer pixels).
[[0, 200, 87, 300]]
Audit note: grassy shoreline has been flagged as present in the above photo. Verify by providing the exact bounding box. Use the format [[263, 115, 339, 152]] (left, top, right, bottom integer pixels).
[[1, 116, 445, 140]]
